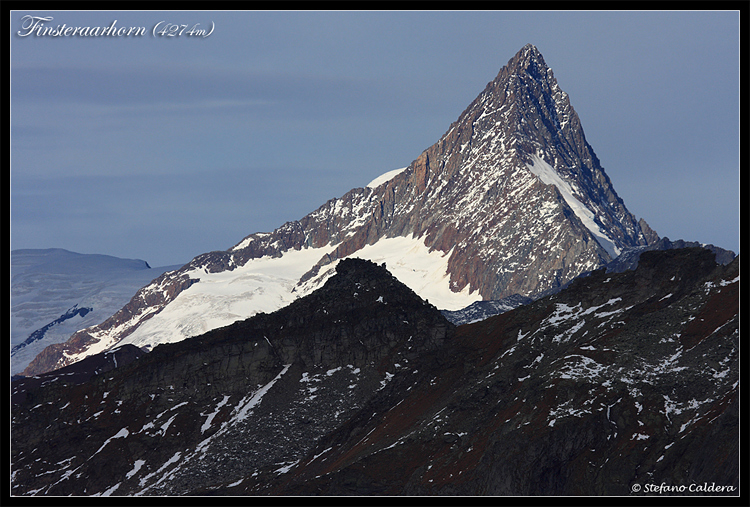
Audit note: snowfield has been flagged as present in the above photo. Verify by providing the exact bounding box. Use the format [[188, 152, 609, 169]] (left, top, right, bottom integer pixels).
[[366, 167, 407, 189], [112, 234, 480, 353], [328, 234, 481, 310], [102, 244, 337, 352]]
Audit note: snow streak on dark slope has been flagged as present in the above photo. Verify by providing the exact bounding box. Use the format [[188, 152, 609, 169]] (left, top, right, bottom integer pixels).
[[10, 248, 739, 496], [24, 44, 658, 376]]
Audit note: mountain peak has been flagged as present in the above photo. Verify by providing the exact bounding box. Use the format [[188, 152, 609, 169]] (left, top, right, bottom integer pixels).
[[495, 43, 552, 84], [519, 42, 541, 56], [514, 43, 546, 67], [23, 45, 660, 376]]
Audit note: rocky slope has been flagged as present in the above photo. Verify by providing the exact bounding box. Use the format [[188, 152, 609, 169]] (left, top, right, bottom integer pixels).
[[230, 248, 741, 496], [12, 258, 452, 495], [440, 237, 735, 325], [23, 43, 659, 376], [11, 248, 739, 496]]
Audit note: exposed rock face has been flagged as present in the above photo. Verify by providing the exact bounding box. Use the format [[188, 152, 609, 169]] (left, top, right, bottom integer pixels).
[[291, 44, 655, 297], [11, 344, 145, 406], [24, 44, 659, 375], [11, 248, 738, 497]]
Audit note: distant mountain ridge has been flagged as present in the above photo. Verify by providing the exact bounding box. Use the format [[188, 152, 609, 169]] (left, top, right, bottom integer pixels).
[[441, 295, 532, 326], [10, 248, 180, 375], [24, 44, 664, 376]]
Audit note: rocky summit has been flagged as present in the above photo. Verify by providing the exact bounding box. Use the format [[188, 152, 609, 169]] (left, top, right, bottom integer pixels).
[[24, 44, 663, 376], [11, 248, 739, 496]]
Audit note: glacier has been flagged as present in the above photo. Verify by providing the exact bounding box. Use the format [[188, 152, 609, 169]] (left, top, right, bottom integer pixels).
[[68, 233, 481, 358]]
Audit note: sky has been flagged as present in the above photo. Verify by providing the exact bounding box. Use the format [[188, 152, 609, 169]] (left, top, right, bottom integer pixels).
[[10, 10, 741, 267]]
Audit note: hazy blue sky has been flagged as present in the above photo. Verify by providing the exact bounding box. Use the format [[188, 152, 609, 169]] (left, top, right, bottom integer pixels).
[[11, 10, 740, 267]]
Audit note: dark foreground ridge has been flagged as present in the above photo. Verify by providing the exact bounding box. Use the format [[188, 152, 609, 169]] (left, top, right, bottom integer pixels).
[[11, 250, 739, 496]]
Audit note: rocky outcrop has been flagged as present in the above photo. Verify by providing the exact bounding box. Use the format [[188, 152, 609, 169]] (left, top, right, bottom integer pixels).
[[604, 237, 736, 273], [11, 248, 739, 497]]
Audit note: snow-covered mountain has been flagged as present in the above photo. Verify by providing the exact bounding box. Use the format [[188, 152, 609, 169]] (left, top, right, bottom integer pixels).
[[23, 44, 660, 376], [10, 249, 180, 375]]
